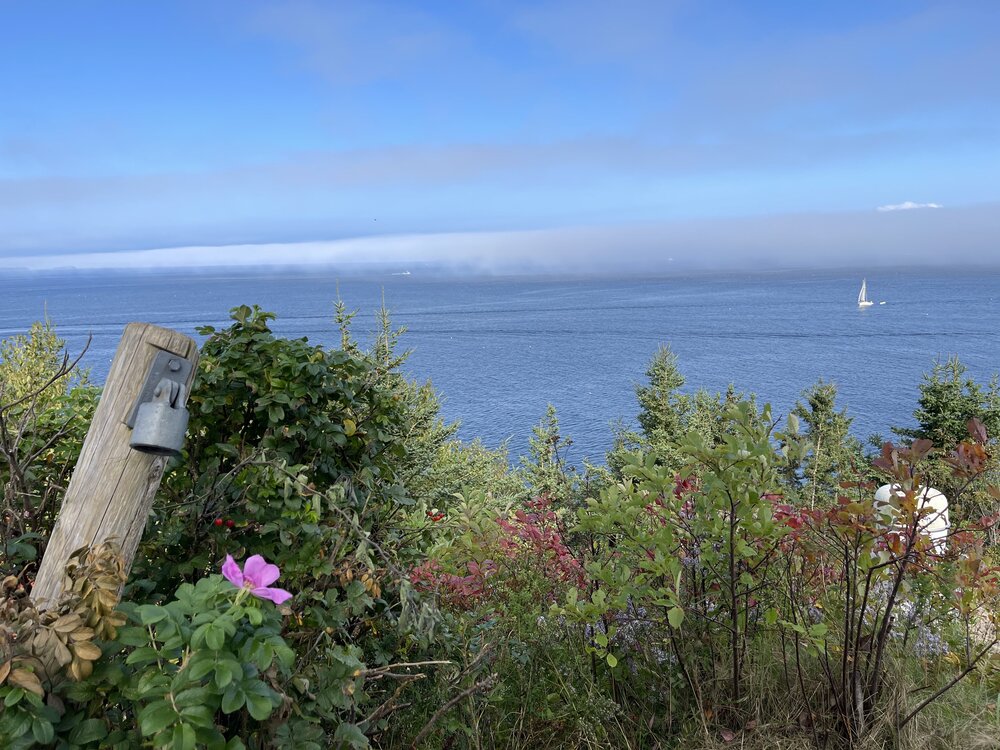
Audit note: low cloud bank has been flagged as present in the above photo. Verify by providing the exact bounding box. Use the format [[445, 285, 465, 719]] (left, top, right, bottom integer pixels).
[[1, 203, 997, 274]]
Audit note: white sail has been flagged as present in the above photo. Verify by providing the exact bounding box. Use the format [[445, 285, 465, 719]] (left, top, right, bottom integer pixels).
[[858, 279, 874, 307]]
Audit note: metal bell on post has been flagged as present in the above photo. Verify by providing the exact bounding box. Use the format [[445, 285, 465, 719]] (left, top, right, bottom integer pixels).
[[129, 378, 190, 456]]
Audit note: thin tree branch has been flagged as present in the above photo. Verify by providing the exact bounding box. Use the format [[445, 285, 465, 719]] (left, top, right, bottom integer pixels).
[[898, 639, 998, 729]]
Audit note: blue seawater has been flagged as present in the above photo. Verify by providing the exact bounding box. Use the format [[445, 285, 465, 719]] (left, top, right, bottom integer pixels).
[[1, 268, 998, 464]]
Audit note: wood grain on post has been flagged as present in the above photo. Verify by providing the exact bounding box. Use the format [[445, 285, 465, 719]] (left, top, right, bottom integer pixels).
[[31, 323, 198, 608]]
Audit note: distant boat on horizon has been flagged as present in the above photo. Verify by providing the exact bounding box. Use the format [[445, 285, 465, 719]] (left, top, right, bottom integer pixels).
[[858, 279, 874, 308], [391, 270, 412, 276]]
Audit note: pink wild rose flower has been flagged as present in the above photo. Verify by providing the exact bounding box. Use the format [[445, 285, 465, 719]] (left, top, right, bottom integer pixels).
[[222, 554, 293, 604]]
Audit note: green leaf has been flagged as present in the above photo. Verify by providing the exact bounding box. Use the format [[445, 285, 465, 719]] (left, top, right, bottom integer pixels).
[[136, 669, 171, 696], [126, 647, 160, 666], [221, 685, 245, 714], [69, 718, 109, 745], [138, 700, 177, 736], [137, 605, 168, 625], [205, 623, 225, 651], [32, 716, 55, 745], [809, 623, 829, 638], [4, 709, 32, 739], [190, 623, 211, 650], [172, 722, 197, 750], [667, 607, 685, 629], [764, 608, 779, 626], [118, 626, 154, 647], [333, 722, 370, 748], [252, 642, 275, 671], [209, 662, 231, 690], [2, 710, 30, 738], [174, 687, 212, 709], [783, 621, 806, 636], [605, 653, 618, 668], [244, 691, 273, 721], [186, 653, 216, 681]]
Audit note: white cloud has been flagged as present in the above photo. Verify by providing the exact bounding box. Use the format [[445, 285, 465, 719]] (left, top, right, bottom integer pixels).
[[876, 201, 943, 212]]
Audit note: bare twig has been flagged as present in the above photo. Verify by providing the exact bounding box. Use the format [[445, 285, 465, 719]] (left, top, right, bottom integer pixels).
[[364, 676, 421, 727], [409, 674, 497, 749], [898, 638, 999, 729]]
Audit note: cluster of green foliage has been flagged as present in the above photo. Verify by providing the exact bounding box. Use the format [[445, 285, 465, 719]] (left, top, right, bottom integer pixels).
[[2, 311, 999, 750], [608, 345, 762, 478], [785, 379, 865, 505], [892, 357, 1000, 533], [1, 305, 510, 748], [0, 321, 98, 575]]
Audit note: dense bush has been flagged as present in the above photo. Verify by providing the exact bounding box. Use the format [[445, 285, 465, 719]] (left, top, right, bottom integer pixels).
[[1, 306, 466, 748]]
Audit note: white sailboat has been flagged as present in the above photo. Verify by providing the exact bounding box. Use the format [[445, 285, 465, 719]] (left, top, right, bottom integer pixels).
[[857, 279, 874, 308]]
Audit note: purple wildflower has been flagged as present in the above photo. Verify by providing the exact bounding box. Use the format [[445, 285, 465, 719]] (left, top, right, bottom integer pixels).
[[222, 554, 293, 605]]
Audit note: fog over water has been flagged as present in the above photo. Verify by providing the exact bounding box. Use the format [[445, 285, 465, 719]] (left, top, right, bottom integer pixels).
[[2, 204, 999, 275]]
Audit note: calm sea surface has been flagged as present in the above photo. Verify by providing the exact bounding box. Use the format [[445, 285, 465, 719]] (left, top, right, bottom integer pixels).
[[2, 268, 998, 464]]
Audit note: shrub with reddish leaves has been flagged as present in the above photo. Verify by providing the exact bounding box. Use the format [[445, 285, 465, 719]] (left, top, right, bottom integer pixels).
[[410, 495, 585, 612], [409, 558, 494, 610], [496, 496, 586, 592]]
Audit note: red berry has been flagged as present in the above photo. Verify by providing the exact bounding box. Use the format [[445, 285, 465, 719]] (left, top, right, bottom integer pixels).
[[225, 519, 235, 528], [214, 518, 223, 527]]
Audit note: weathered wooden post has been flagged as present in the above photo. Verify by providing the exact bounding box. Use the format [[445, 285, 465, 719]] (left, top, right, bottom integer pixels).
[[31, 323, 198, 608]]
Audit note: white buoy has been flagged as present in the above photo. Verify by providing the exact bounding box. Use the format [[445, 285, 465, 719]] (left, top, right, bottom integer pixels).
[[874, 484, 949, 551]]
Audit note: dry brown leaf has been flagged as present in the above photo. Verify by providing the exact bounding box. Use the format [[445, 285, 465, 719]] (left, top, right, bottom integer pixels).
[[71, 641, 102, 661], [10, 667, 44, 697], [97, 589, 118, 609], [69, 626, 96, 642], [69, 657, 93, 681], [52, 636, 73, 668], [51, 613, 82, 634]]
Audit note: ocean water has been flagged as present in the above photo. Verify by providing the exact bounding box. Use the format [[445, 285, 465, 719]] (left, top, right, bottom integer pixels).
[[1, 268, 998, 464]]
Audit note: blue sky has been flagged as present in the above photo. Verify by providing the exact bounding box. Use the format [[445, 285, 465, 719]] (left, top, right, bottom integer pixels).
[[1, 0, 998, 270]]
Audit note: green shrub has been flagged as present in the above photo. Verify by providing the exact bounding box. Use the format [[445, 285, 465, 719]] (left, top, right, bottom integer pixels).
[[1, 321, 98, 575]]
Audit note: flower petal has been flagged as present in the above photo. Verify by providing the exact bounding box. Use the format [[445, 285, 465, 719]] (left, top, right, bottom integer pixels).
[[221, 554, 243, 588], [243, 555, 281, 588], [252, 586, 293, 605]]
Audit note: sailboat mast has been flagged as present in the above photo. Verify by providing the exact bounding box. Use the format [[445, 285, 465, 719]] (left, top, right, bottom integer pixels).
[[858, 279, 873, 307]]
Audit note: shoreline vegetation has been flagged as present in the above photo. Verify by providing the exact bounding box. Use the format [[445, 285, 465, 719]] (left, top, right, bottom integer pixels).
[[2, 305, 999, 749]]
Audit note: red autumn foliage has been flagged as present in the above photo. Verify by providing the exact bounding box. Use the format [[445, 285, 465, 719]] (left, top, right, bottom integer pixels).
[[410, 495, 585, 611], [409, 558, 495, 610]]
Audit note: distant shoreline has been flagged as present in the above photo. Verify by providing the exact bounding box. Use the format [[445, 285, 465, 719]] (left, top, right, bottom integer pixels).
[[3, 262, 1000, 284]]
